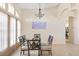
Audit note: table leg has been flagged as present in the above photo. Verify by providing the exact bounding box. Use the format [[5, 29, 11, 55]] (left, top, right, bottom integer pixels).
[[23, 51, 24, 55], [38, 50, 42, 56], [28, 50, 30, 56]]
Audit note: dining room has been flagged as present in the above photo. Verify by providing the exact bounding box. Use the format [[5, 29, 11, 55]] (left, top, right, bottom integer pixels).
[[1, 3, 79, 56]]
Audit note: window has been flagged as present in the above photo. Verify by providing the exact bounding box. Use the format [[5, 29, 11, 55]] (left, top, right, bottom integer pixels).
[[8, 4, 14, 15], [0, 3, 5, 9], [17, 20, 21, 42], [15, 11, 19, 18], [0, 4, 20, 51], [0, 12, 8, 51], [10, 17, 17, 46]]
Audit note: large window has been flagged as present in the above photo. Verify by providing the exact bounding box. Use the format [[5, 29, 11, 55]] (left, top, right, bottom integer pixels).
[[0, 3, 20, 52], [15, 11, 19, 18], [0, 12, 8, 51], [8, 4, 14, 15], [10, 17, 17, 46], [0, 3, 5, 9]]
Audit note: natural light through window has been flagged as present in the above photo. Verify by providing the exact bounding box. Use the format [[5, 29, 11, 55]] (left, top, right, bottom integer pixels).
[[0, 3, 5, 9], [0, 12, 8, 51], [15, 11, 19, 18], [8, 4, 14, 15], [17, 20, 21, 42], [10, 17, 16, 46]]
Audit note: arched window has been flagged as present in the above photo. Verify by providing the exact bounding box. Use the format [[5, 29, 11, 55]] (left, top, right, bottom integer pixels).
[[15, 11, 19, 18], [0, 3, 5, 9], [8, 4, 14, 15]]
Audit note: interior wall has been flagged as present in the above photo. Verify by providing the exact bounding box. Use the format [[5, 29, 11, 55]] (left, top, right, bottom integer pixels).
[[20, 7, 65, 44], [13, 3, 79, 44], [72, 9, 79, 44]]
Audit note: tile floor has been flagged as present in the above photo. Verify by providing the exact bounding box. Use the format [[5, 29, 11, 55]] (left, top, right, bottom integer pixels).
[[12, 44, 79, 56]]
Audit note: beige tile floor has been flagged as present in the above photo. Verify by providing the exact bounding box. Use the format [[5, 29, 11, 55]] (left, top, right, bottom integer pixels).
[[52, 44, 79, 56], [12, 44, 79, 56]]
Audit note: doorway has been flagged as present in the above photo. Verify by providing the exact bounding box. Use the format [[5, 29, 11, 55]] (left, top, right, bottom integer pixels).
[[65, 16, 74, 44]]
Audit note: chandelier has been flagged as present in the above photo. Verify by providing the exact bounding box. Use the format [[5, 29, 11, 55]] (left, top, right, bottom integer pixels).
[[35, 3, 44, 19]]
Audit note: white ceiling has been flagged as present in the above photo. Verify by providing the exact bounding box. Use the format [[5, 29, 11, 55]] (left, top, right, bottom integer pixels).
[[13, 3, 60, 9]]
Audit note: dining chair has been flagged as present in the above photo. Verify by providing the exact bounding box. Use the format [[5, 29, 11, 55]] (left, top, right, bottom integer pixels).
[[41, 35, 53, 56], [34, 34, 41, 40], [19, 35, 28, 55], [27, 39, 41, 56]]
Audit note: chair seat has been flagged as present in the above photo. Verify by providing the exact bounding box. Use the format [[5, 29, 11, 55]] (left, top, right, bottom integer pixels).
[[21, 46, 28, 48], [21, 46, 28, 51]]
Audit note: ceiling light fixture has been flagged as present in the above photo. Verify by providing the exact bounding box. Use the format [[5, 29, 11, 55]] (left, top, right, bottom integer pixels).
[[35, 3, 44, 19]]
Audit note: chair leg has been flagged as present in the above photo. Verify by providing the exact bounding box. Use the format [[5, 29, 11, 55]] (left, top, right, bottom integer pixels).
[[28, 50, 30, 56], [20, 51, 22, 56], [51, 51, 52, 55], [49, 51, 52, 56], [23, 51, 24, 55], [41, 50, 42, 56], [38, 50, 41, 56]]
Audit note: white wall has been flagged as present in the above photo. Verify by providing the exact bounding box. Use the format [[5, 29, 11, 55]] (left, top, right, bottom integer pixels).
[[14, 3, 79, 44], [73, 8, 79, 44], [20, 7, 65, 44]]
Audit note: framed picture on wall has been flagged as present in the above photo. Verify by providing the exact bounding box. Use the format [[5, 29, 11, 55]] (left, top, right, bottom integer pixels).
[[32, 21, 47, 29]]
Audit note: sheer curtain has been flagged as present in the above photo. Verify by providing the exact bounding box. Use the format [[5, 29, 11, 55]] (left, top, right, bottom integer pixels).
[[17, 20, 21, 42], [0, 12, 8, 51], [10, 17, 16, 46]]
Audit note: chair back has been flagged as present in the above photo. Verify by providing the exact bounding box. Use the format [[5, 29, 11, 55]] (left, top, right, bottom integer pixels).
[[22, 35, 26, 42], [48, 35, 53, 44], [27, 40, 41, 50], [19, 35, 26, 46], [19, 36, 23, 46], [34, 34, 41, 40]]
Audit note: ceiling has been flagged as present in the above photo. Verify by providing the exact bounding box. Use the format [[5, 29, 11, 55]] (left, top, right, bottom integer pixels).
[[13, 3, 60, 9]]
